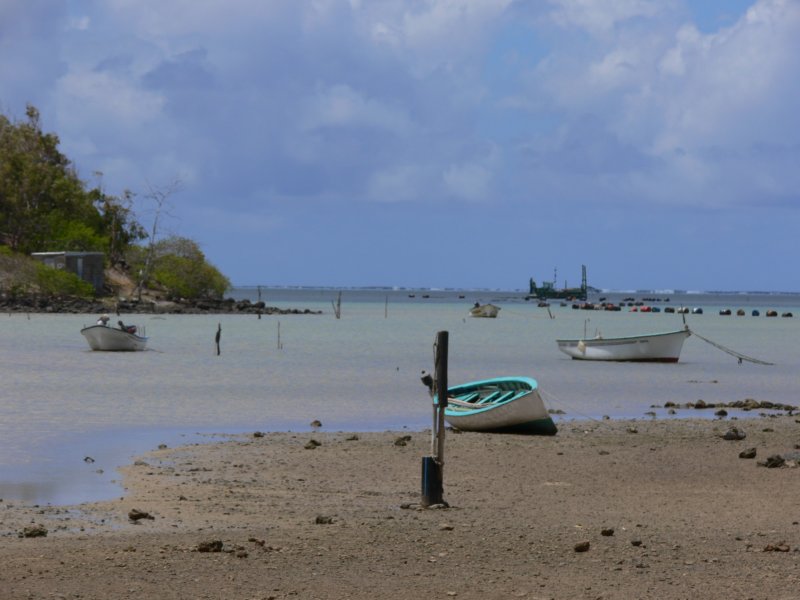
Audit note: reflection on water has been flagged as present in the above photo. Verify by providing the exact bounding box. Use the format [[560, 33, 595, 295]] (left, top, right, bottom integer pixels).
[[1, 289, 797, 505]]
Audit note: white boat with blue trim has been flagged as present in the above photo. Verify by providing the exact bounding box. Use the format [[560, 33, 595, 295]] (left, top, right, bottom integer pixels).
[[556, 326, 690, 363], [440, 376, 557, 435]]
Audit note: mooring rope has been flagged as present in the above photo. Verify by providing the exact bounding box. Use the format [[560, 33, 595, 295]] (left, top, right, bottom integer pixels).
[[539, 389, 610, 425], [689, 328, 774, 365]]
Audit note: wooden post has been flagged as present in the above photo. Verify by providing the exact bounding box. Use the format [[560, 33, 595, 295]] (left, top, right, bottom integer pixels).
[[421, 330, 448, 507], [215, 323, 221, 355], [435, 330, 448, 467]]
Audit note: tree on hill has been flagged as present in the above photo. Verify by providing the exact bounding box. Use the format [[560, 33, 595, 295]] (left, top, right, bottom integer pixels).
[[0, 105, 230, 301], [0, 105, 145, 260], [126, 235, 230, 300]]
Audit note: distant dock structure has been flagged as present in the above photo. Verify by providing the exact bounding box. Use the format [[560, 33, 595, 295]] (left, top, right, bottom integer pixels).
[[528, 265, 588, 301]]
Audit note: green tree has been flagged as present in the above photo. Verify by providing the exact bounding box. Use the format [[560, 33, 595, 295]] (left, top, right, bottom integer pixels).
[[0, 105, 145, 261], [34, 262, 94, 298], [0, 105, 91, 252], [0, 105, 231, 301], [92, 187, 147, 265], [128, 235, 230, 300]]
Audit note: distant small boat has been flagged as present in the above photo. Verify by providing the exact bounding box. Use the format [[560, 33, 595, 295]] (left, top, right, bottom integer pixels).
[[469, 303, 500, 318], [81, 322, 148, 351], [441, 376, 557, 435], [556, 327, 691, 363]]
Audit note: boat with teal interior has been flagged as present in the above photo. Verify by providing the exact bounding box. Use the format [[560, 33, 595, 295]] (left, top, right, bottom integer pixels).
[[439, 376, 557, 435]]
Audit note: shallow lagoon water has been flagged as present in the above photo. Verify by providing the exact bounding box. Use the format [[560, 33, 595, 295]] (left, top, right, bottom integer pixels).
[[1, 288, 797, 504]]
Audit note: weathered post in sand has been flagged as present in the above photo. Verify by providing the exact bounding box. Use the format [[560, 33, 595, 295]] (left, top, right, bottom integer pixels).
[[421, 330, 448, 507]]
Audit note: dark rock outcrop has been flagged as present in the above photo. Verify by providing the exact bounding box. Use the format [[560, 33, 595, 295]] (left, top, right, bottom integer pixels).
[[0, 293, 322, 316]]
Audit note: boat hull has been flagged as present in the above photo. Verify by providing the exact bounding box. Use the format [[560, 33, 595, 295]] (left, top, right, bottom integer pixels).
[[556, 328, 690, 362], [469, 304, 500, 318], [81, 325, 148, 351], [441, 376, 557, 435]]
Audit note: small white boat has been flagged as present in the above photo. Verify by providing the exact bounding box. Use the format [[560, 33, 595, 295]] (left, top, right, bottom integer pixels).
[[81, 321, 148, 351], [440, 376, 557, 435], [556, 327, 690, 363], [469, 303, 500, 318]]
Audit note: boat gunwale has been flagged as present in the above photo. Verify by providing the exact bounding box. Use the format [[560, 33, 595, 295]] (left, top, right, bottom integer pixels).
[[442, 376, 539, 415], [80, 324, 148, 342], [445, 375, 538, 393], [555, 328, 690, 345]]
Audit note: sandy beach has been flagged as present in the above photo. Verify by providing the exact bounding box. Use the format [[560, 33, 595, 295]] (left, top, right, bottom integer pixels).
[[2, 415, 800, 599]]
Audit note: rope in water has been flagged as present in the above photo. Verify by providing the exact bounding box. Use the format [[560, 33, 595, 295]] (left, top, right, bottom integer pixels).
[[689, 328, 774, 365]]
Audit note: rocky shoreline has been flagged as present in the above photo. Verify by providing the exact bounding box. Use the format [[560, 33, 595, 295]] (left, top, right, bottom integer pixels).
[[0, 293, 322, 316]]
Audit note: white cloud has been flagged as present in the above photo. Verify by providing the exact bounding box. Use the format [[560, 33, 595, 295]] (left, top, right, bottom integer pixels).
[[516, 0, 800, 212], [100, 0, 293, 38], [658, 24, 703, 76], [300, 84, 414, 135], [366, 164, 429, 203], [56, 70, 164, 124], [547, 0, 673, 35], [652, 0, 800, 155], [361, 0, 513, 77], [67, 16, 90, 31], [442, 162, 492, 202]]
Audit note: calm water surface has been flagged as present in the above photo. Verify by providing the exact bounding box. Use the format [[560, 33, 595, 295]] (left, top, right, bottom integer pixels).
[[1, 288, 797, 504]]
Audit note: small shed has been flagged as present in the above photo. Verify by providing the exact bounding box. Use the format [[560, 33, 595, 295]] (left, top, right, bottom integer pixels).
[[31, 251, 105, 294]]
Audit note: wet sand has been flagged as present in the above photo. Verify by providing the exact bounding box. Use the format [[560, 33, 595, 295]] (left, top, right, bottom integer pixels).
[[2, 416, 800, 599]]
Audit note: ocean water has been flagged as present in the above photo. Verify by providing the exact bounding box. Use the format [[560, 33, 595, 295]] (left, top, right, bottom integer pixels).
[[1, 287, 798, 505]]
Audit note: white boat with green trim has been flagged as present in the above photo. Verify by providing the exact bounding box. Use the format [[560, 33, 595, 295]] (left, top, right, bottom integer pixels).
[[439, 376, 557, 435]]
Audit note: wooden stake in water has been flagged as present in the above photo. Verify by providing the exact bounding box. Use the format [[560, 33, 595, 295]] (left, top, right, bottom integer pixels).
[[332, 291, 342, 319], [215, 323, 221, 356]]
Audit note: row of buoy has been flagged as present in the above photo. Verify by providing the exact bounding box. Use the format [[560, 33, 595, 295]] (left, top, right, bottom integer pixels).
[[568, 303, 793, 317], [718, 308, 793, 317]]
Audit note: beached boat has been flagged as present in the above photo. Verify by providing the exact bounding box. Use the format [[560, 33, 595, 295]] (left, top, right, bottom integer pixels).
[[556, 327, 690, 363], [439, 376, 557, 435], [469, 303, 500, 318], [81, 322, 148, 351]]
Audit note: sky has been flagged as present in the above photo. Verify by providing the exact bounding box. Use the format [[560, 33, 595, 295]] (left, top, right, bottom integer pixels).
[[1, 0, 798, 292]]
